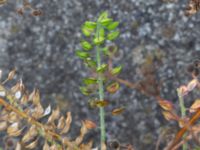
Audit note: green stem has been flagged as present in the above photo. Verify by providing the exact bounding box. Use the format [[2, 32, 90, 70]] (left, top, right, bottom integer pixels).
[[96, 23, 106, 150], [177, 88, 187, 150]]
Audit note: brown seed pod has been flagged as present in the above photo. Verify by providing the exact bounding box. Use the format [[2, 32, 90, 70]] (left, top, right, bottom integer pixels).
[[31, 9, 42, 16]]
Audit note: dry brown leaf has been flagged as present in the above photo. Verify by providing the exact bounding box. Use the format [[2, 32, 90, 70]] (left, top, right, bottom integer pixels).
[[7, 122, 23, 136], [0, 121, 7, 131], [0, 85, 6, 97], [15, 142, 22, 150], [32, 104, 44, 119], [60, 112, 72, 134], [20, 94, 29, 105], [22, 125, 38, 143], [62, 137, 72, 147], [7, 69, 16, 80], [43, 141, 50, 150], [11, 82, 20, 93], [47, 107, 60, 124], [50, 144, 58, 150], [111, 107, 125, 116], [190, 99, 200, 113], [84, 119, 96, 129], [185, 0, 200, 16], [158, 99, 174, 111], [80, 140, 93, 150], [187, 79, 198, 91], [8, 112, 18, 123], [25, 138, 38, 149], [0, 0, 7, 5], [75, 121, 88, 145], [101, 142, 107, 150], [162, 111, 177, 121], [57, 116, 65, 130], [0, 110, 8, 121], [29, 89, 41, 105]]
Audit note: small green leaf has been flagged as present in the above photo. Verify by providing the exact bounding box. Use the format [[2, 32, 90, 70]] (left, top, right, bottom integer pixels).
[[107, 30, 120, 40], [84, 21, 97, 29], [96, 64, 108, 73], [76, 51, 90, 59], [80, 86, 93, 95], [107, 21, 119, 30], [83, 78, 97, 85], [81, 41, 92, 50], [99, 28, 105, 37], [93, 37, 105, 45], [84, 58, 96, 68], [102, 47, 108, 55], [111, 66, 122, 75], [98, 11, 108, 22], [82, 26, 93, 37], [100, 18, 113, 26]]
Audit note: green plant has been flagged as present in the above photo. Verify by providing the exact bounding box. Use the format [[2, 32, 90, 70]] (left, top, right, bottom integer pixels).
[[76, 11, 121, 149]]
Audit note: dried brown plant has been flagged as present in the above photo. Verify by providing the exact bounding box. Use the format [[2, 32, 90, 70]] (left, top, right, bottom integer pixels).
[[162, 0, 200, 16], [0, 0, 42, 16], [185, 0, 200, 16], [0, 69, 95, 150]]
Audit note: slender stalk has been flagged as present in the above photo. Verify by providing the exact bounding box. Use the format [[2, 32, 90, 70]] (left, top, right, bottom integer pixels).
[[177, 88, 187, 150], [96, 23, 106, 149]]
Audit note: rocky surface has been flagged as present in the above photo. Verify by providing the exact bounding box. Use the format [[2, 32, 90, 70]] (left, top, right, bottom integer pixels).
[[0, 0, 200, 149]]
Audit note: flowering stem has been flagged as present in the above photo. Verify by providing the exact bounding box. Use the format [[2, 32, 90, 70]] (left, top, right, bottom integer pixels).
[[177, 88, 187, 150], [96, 23, 106, 149]]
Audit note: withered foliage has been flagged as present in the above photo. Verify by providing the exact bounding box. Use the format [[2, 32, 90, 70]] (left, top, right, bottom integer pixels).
[[185, 0, 200, 16], [162, 0, 200, 16], [16, 0, 42, 16], [0, 0, 42, 16], [0, 70, 95, 150], [136, 54, 161, 97]]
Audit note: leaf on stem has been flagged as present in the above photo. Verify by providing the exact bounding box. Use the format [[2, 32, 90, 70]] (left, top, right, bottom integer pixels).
[[80, 86, 94, 95], [162, 111, 177, 121], [82, 27, 92, 37], [112, 107, 125, 115], [83, 78, 97, 85], [190, 99, 200, 113], [106, 82, 120, 94], [93, 36, 105, 45], [187, 79, 198, 92], [107, 31, 120, 41], [158, 99, 174, 111], [84, 58, 96, 68], [84, 21, 97, 29], [97, 11, 108, 22], [84, 119, 96, 129], [111, 66, 122, 76], [81, 41, 92, 51], [107, 21, 119, 30], [95, 100, 109, 107], [100, 18, 113, 26], [7, 68, 16, 81], [96, 64, 108, 73], [76, 51, 90, 59]]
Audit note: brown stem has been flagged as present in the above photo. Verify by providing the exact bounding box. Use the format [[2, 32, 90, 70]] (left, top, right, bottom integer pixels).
[[0, 98, 72, 147], [166, 108, 200, 150]]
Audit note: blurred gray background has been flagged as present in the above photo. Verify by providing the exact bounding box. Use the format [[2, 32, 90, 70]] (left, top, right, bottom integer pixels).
[[0, 0, 200, 149]]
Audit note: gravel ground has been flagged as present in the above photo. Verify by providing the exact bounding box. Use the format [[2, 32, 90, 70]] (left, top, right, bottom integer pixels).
[[0, 0, 200, 149]]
